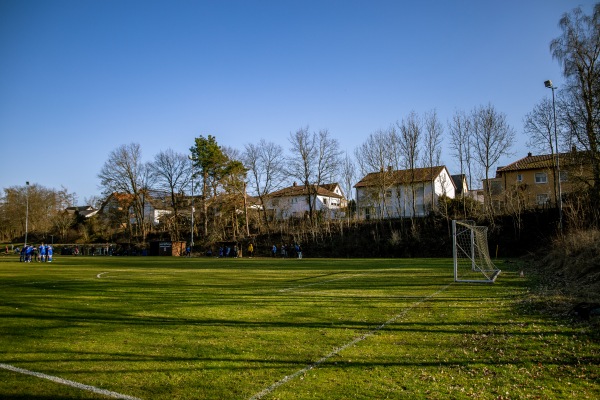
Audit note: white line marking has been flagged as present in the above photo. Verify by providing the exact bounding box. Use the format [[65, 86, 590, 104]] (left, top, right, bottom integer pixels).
[[97, 272, 109, 278], [249, 283, 453, 400], [0, 363, 142, 400], [277, 268, 402, 293], [278, 274, 364, 292]]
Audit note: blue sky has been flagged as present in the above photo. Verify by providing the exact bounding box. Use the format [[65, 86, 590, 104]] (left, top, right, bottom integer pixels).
[[0, 0, 595, 203]]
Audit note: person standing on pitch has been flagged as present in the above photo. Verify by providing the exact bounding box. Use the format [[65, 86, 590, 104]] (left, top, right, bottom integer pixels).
[[46, 245, 53, 262], [247, 243, 254, 258], [39, 243, 46, 262], [25, 245, 33, 262]]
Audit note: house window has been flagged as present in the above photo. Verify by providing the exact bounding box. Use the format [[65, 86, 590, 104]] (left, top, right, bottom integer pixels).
[[559, 170, 568, 182], [536, 194, 549, 205], [490, 181, 502, 195], [535, 172, 548, 183], [415, 187, 424, 204], [517, 174, 523, 183], [385, 190, 392, 198], [323, 198, 328, 205]]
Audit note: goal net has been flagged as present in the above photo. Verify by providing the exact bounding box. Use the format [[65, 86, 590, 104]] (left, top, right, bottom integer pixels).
[[452, 220, 501, 283]]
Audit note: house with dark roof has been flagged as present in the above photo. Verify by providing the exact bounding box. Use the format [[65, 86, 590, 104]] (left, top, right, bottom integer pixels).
[[100, 192, 173, 226], [354, 166, 456, 219], [65, 206, 99, 218], [483, 150, 592, 210], [264, 182, 347, 220], [451, 174, 468, 197]]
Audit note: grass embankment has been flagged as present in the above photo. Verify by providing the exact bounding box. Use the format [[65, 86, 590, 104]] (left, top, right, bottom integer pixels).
[[0, 256, 598, 399], [523, 228, 600, 324]]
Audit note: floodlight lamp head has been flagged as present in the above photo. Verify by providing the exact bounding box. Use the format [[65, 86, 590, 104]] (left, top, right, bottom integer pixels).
[[544, 80, 553, 88]]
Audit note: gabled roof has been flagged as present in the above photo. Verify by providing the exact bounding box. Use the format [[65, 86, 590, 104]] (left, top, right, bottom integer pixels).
[[354, 166, 452, 188], [65, 205, 99, 218], [496, 151, 586, 173], [451, 174, 468, 192], [105, 192, 135, 204], [268, 183, 344, 199], [66, 206, 95, 212], [320, 183, 339, 192]]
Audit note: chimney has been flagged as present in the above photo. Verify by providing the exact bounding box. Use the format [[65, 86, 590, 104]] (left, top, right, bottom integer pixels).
[[293, 182, 297, 187], [527, 152, 532, 157], [388, 165, 393, 172]]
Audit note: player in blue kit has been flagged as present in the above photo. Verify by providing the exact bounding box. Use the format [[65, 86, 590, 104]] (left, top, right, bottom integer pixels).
[[39, 243, 47, 262], [25, 245, 33, 262]]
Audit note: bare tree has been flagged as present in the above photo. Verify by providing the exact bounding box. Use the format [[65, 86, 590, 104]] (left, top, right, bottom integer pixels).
[[288, 127, 342, 222], [354, 127, 400, 219], [98, 143, 153, 240], [524, 98, 558, 155], [423, 109, 443, 210], [398, 111, 423, 218], [243, 139, 285, 231], [449, 109, 479, 217], [0, 184, 76, 242], [550, 3, 600, 214], [471, 104, 516, 215], [316, 129, 343, 185], [354, 127, 399, 175], [341, 152, 356, 201], [448, 109, 475, 201], [149, 148, 191, 241], [524, 98, 562, 206]]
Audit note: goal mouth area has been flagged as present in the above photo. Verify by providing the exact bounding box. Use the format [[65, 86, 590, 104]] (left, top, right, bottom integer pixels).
[[452, 220, 501, 284], [454, 268, 501, 284]]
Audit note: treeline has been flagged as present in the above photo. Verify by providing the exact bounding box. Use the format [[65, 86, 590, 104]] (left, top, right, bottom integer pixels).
[[1, 4, 598, 250]]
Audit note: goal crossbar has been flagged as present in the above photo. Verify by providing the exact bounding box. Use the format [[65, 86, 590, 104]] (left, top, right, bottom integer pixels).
[[452, 220, 501, 283]]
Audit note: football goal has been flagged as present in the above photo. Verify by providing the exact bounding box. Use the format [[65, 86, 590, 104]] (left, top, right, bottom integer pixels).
[[452, 220, 501, 283]]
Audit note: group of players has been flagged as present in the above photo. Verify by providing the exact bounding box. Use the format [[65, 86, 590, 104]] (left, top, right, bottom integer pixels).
[[20, 243, 53, 263]]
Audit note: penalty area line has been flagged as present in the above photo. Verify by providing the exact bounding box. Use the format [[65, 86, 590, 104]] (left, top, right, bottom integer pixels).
[[278, 274, 365, 292], [248, 283, 453, 400], [0, 363, 142, 400], [278, 267, 406, 293]]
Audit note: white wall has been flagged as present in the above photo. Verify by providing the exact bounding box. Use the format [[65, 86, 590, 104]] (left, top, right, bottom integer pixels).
[[356, 169, 455, 219]]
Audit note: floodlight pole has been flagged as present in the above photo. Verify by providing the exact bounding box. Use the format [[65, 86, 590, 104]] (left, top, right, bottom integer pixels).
[[24, 181, 30, 248], [188, 155, 195, 253], [544, 80, 563, 231]]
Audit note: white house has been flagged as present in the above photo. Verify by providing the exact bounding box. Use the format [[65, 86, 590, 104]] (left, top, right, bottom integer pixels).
[[101, 192, 173, 226], [264, 182, 347, 220], [354, 166, 456, 219]]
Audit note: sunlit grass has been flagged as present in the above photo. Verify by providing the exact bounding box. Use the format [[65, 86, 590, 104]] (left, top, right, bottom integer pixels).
[[0, 255, 598, 399]]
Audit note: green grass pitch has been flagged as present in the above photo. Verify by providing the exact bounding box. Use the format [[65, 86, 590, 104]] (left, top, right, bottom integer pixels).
[[0, 255, 598, 399]]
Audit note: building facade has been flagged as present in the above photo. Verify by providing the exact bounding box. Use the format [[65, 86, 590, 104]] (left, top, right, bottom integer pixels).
[[484, 150, 592, 211], [354, 166, 456, 219], [264, 182, 347, 220]]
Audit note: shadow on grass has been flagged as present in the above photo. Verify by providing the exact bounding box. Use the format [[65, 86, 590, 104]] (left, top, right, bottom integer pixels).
[[2, 348, 594, 374]]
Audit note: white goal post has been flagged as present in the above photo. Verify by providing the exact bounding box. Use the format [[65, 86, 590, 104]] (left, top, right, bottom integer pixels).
[[452, 220, 501, 283]]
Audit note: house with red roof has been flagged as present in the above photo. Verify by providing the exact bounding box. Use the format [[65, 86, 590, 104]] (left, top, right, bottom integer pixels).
[[484, 149, 592, 211]]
